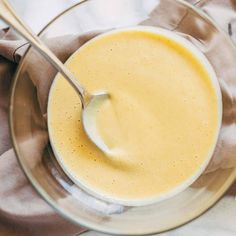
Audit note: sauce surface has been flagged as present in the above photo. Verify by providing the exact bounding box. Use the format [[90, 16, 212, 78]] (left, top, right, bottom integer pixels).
[[48, 28, 221, 205]]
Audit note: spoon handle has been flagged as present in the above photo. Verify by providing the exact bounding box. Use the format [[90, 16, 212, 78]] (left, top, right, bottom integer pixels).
[[0, 0, 89, 106]]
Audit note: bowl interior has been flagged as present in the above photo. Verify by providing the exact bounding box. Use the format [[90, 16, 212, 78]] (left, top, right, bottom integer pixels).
[[10, 0, 236, 235]]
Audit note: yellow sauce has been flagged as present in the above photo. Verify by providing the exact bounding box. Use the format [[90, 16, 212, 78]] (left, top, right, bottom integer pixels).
[[48, 28, 221, 205]]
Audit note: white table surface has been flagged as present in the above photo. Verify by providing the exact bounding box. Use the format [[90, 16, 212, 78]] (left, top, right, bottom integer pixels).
[[1, 1, 236, 235]]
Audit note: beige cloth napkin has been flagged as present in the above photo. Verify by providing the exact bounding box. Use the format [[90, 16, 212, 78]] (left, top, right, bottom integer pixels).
[[1, 0, 236, 236]]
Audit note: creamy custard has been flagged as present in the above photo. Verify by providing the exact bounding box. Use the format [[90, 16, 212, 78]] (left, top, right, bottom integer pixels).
[[48, 27, 221, 206]]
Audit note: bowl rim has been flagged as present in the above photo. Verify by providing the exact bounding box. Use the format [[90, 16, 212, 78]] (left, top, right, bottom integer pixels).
[[9, 0, 236, 235]]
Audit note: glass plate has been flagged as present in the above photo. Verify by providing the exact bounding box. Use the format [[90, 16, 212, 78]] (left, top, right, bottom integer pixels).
[[10, 0, 236, 235]]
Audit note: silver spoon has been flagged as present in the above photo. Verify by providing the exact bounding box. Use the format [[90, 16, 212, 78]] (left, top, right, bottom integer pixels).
[[0, 0, 110, 154]]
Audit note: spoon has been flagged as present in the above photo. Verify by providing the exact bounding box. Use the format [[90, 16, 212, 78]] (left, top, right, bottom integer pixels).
[[0, 0, 110, 154]]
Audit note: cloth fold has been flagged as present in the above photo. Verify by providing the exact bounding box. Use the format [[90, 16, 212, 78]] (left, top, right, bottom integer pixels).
[[1, 0, 236, 236]]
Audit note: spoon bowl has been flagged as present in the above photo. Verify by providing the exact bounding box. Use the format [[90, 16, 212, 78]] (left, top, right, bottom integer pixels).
[[82, 92, 111, 154]]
